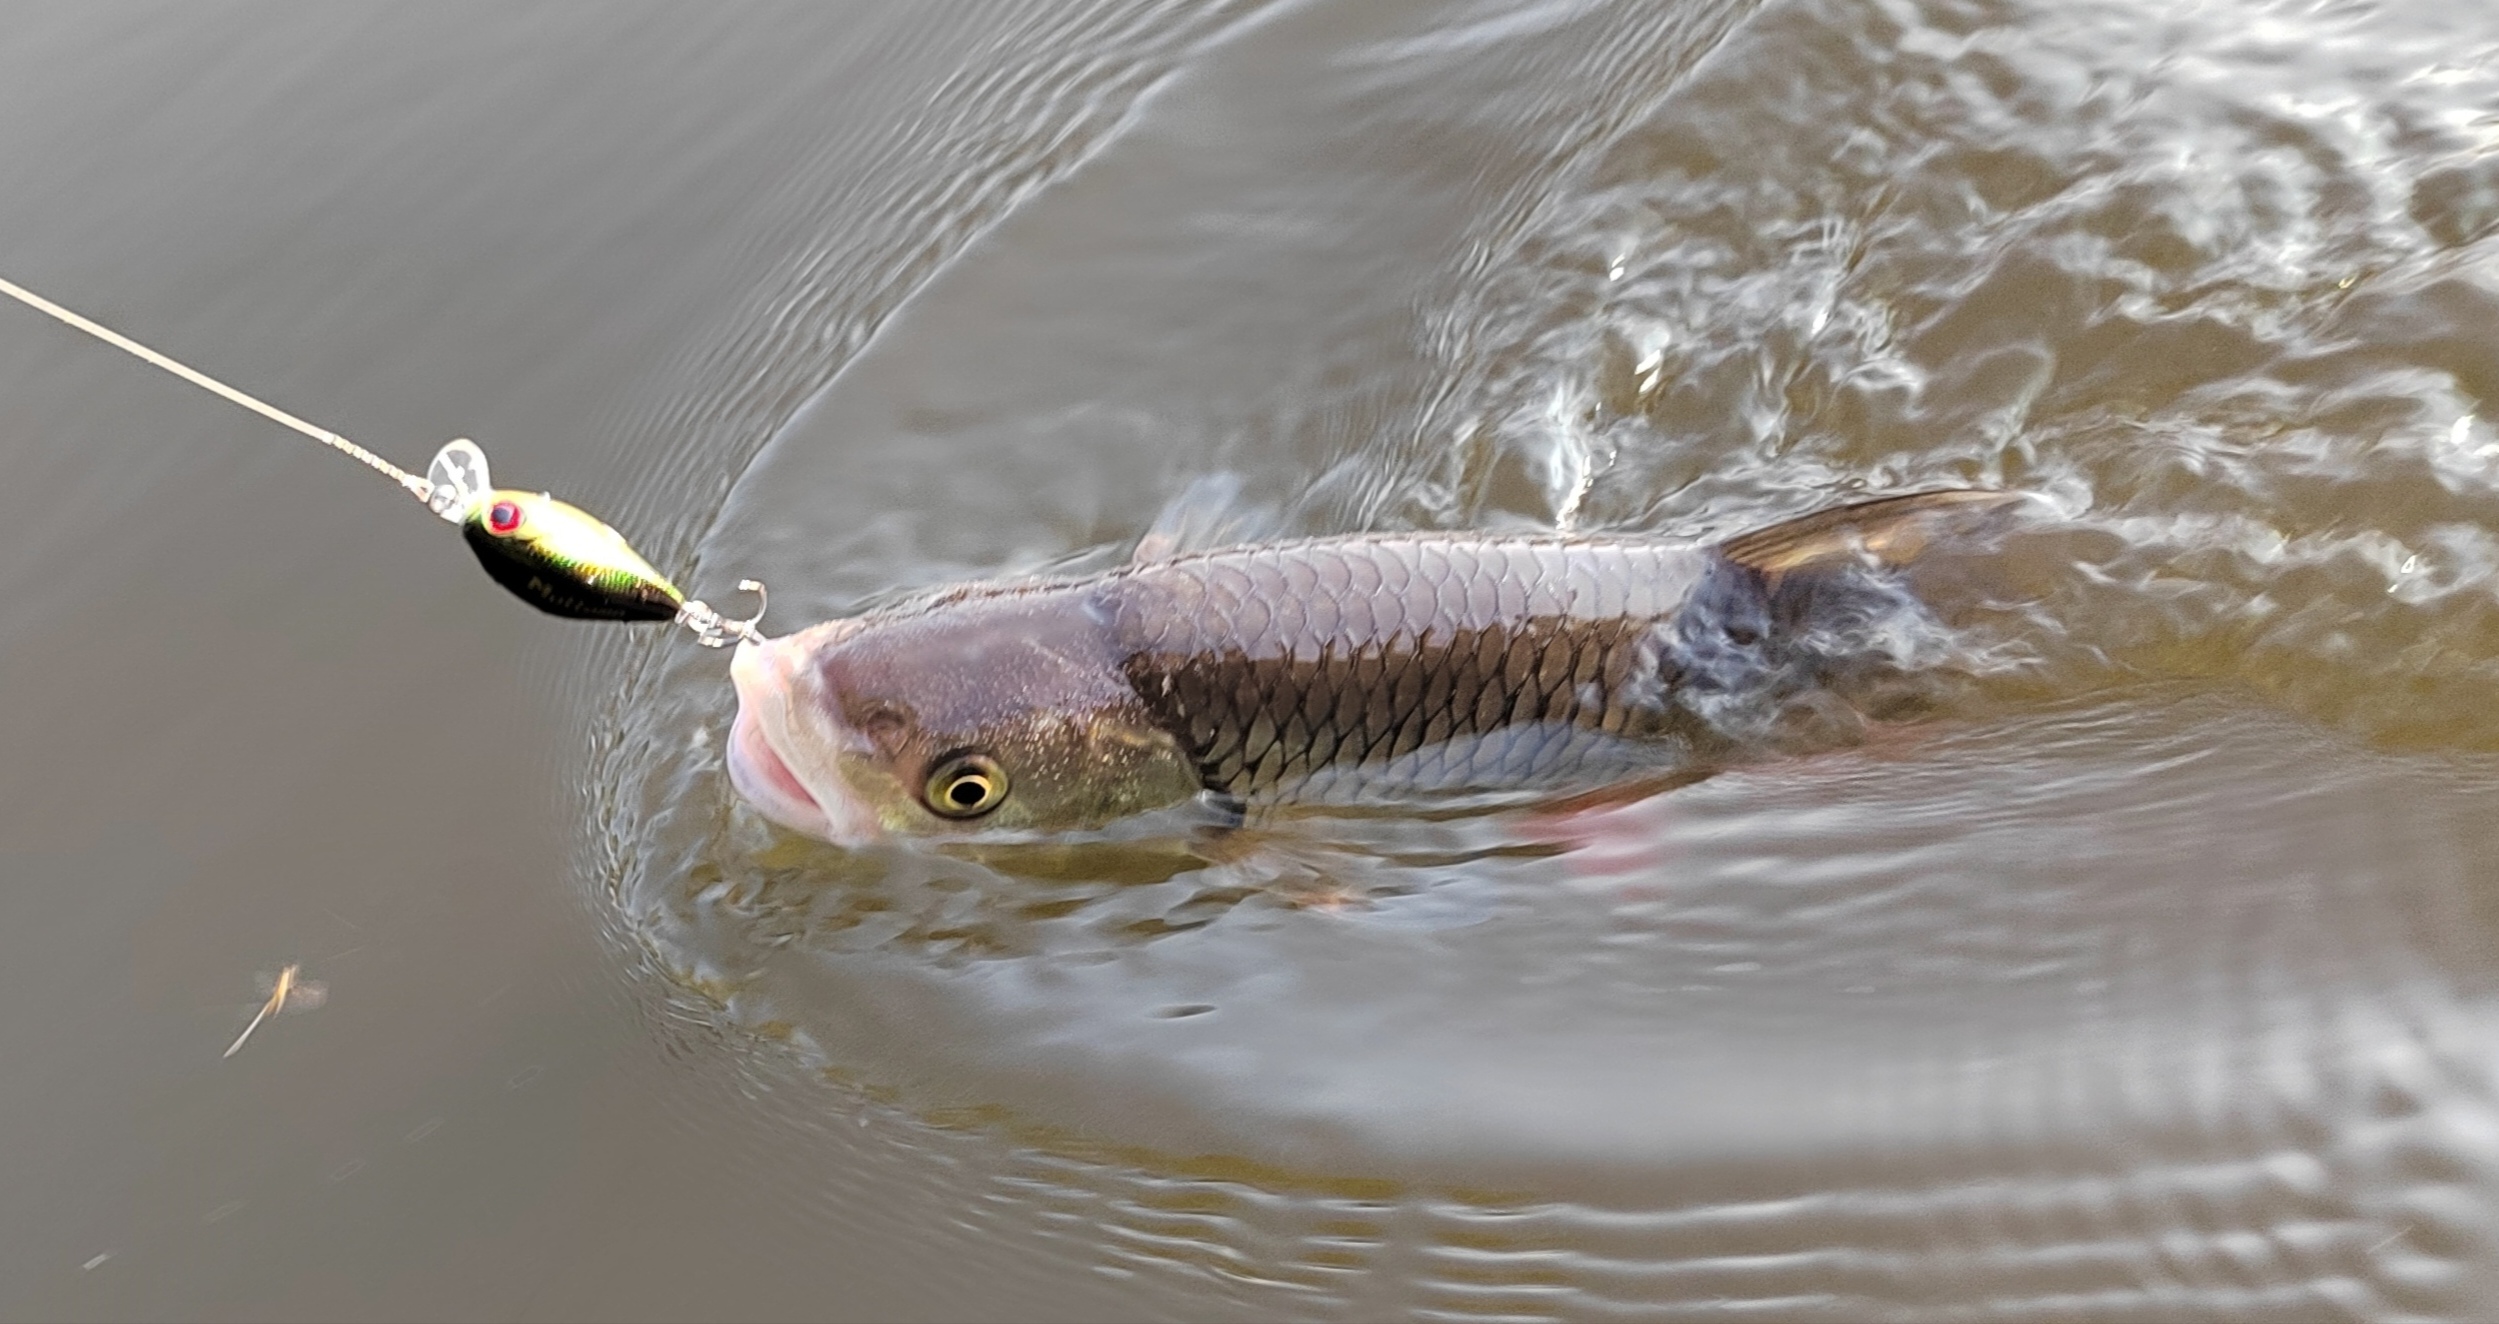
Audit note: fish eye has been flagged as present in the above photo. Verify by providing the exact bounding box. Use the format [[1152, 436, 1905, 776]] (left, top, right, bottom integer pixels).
[[923, 753, 1009, 819], [486, 500, 525, 535]]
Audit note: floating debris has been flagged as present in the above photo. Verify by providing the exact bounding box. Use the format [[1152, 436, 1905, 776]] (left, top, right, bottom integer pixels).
[[222, 963, 326, 1059]]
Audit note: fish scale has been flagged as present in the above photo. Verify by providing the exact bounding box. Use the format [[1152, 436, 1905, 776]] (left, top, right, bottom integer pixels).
[[1108, 534, 1717, 801], [1106, 490, 2025, 804]]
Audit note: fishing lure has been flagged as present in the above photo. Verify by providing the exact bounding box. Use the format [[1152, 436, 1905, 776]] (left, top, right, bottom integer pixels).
[[422, 439, 765, 641], [0, 274, 765, 644]]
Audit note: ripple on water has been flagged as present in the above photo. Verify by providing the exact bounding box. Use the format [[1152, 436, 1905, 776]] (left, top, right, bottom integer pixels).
[[594, 0, 2499, 1315]]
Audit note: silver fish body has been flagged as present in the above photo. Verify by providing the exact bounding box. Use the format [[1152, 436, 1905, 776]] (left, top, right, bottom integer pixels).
[[728, 490, 2020, 843], [1107, 535, 1718, 803]]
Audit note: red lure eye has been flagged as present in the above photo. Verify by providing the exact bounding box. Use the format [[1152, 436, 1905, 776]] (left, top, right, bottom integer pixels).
[[486, 500, 525, 535]]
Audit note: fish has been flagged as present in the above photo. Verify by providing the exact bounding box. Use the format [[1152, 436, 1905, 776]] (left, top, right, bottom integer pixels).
[[726, 489, 2027, 844]]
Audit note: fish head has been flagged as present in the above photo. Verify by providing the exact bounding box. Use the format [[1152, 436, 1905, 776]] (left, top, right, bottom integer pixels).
[[726, 590, 1201, 844]]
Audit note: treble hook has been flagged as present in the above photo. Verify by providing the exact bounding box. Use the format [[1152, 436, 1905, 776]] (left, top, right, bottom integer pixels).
[[676, 580, 769, 648]]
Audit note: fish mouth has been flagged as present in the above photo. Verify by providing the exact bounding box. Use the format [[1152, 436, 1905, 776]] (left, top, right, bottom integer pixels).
[[726, 633, 878, 844], [727, 703, 832, 839]]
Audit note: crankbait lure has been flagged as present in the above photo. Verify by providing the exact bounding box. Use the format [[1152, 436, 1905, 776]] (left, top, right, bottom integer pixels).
[[0, 274, 764, 646], [422, 438, 766, 644]]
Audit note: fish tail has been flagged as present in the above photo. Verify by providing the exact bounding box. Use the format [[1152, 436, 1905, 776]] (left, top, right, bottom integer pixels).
[[1665, 490, 2030, 725], [1716, 489, 2028, 578]]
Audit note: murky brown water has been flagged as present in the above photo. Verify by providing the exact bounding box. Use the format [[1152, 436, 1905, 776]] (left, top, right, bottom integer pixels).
[[9, 0, 2499, 1318]]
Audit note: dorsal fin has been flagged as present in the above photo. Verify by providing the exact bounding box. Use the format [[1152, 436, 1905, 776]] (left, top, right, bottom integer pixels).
[[1717, 489, 2028, 576]]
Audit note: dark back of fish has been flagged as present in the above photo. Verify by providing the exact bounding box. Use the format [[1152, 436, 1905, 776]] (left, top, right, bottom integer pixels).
[[1102, 490, 2020, 804]]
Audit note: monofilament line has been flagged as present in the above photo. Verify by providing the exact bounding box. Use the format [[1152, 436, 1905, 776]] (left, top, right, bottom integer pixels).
[[0, 274, 434, 504]]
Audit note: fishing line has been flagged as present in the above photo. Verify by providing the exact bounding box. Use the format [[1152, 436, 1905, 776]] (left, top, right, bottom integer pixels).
[[0, 274, 766, 646], [0, 274, 434, 501]]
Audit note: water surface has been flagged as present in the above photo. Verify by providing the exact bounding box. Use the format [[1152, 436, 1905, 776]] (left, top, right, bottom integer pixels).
[[7, 0, 2499, 1318]]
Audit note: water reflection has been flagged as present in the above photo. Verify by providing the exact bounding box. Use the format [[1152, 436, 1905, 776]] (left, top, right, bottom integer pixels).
[[590, 0, 2499, 1314]]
